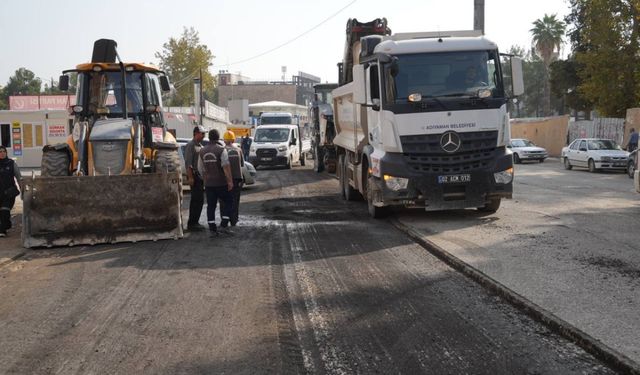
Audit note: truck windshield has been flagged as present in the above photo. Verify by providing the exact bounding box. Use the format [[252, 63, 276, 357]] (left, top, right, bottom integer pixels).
[[261, 116, 293, 125], [254, 128, 290, 143], [386, 50, 503, 102], [79, 71, 145, 117]]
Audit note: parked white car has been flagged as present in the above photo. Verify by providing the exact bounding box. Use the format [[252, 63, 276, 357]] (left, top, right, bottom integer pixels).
[[561, 138, 629, 172], [507, 138, 548, 163]]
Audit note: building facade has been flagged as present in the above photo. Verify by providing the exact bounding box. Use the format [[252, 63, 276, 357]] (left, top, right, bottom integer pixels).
[[217, 71, 320, 108]]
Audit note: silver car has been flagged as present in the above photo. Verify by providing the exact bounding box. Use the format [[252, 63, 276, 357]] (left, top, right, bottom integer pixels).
[[508, 138, 548, 163]]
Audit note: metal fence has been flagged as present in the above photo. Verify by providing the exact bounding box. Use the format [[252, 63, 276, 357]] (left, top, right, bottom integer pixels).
[[567, 118, 626, 144]]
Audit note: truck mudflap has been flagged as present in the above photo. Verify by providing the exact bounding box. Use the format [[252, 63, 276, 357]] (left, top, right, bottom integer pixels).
[[22, 172, 183, 248]]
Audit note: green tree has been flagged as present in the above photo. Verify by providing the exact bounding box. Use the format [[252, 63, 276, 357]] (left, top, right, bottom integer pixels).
[[0, 68, 42, 109], [42, 73, 78, 95], [549, 58, 592, 118], [530, 14, 566, 116], [568, 0, 640, 117], [155, 27, 216, 107]]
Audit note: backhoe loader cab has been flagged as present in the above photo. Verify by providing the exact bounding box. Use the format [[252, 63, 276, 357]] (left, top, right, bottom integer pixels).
[[22, 39, 183, 248]]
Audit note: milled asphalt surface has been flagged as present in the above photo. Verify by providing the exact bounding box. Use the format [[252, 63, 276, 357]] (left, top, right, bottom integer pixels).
[[0, 160, 638, 373]]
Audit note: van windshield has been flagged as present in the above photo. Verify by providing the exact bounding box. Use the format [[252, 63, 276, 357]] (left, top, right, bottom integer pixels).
[[261, 116, 292, 125], [254, 128, 290, 143]]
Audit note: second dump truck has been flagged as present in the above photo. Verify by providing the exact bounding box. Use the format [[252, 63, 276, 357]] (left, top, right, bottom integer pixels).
[[332, 18, 524, 217]]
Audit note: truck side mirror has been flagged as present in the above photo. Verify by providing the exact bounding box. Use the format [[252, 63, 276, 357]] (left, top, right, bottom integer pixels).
[[352, 65, 366, 104], [159, 76, 171, 92], [59, 75, 69, 91], [510, 57, 524, 97]]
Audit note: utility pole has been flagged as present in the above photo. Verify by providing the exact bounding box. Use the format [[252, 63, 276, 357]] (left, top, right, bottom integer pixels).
[[474, 0, 485, 35], [199, 68, 204, 126]]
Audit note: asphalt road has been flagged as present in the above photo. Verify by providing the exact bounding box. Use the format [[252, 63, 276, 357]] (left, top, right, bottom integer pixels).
[[0, 163, 619, 374]]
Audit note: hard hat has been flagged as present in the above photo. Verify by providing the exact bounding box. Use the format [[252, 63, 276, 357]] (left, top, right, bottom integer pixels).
[[223, 130, 235, 141]]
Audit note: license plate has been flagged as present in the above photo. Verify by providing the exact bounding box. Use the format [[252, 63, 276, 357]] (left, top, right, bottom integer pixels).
[[614, 162, 626, 166], [438, 174, 471, 184], [261, 157, 272, 161]]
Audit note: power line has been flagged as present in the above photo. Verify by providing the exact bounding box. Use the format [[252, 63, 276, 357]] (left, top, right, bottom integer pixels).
[[213, 0, 357, 69]]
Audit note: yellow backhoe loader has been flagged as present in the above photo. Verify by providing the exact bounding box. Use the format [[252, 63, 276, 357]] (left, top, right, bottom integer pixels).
[[22, 39, 183, 248]]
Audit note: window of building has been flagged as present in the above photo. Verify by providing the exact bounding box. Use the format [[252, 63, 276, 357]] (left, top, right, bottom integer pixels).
[[0, 124, 10, 148], [21, 123, 44, 148]]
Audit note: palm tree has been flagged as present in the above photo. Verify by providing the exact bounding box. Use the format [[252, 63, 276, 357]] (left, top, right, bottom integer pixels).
[[530, 14, 566, 116]]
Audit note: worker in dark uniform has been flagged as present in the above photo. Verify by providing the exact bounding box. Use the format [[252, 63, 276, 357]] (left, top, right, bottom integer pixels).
[[0, 145, 22, 237], [222, 130, 244, 226], [197, 129, 234, 237], [184, 125, 206, 231]]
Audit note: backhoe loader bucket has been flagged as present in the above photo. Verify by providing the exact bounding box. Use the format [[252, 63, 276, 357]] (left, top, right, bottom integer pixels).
[[22, 172, 183, 248]]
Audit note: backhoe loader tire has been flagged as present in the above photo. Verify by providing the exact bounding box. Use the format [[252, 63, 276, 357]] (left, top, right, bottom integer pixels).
[[41, 147, 70, 177]]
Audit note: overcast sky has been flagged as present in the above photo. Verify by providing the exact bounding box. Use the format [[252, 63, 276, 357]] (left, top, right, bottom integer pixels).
[[0, 0, 570, 88]]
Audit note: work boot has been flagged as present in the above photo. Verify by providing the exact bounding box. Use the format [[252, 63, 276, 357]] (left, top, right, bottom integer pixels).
[[218, 226, 234, 236], [187, 224, 206, 232], [0, 211, 9, 233]]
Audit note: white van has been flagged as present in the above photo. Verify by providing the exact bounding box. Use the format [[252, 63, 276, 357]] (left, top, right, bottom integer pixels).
[[249, 125, 311, 169]]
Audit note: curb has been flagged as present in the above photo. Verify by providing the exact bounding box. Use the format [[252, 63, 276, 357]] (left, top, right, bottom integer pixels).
[[390, 217, 640, 375]]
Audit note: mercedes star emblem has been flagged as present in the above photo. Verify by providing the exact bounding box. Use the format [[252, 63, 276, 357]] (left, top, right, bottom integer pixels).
[[440, 131, 462, 153]]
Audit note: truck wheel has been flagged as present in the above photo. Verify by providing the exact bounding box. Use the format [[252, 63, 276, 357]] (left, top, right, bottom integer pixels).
[[563, 157, 572, 170], [41, 146, 71, 176], [314, 147, 324, 173], [367, 176, 390, 218], [300, 152, 306, 166], [341, 155, 359, 201], [338, 154, 346, 199], [477, 198, 501, 213], [285, 156, 292, 169]]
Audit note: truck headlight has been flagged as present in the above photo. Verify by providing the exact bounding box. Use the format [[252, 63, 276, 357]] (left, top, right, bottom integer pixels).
[[384, 175, 409, 191], [494, 167, 514, 184], [277, 145, 287, 152]]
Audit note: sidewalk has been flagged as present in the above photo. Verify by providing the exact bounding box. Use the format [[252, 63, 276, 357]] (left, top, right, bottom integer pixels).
[[393, 164, 640, 370]]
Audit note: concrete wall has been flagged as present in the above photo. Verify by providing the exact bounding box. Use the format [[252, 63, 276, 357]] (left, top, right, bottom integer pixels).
[[625, 108, 640, 145], [510, 116, 569, 157]]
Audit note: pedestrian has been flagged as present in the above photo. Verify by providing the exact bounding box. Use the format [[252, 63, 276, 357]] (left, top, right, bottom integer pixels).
[[0, 146, 22, 237], [241, 134, 252, 160], [184, 125, 207, 231], [197, 129, 234, 237], [627, 128, 638, 152], [222, 130, 244, 226]]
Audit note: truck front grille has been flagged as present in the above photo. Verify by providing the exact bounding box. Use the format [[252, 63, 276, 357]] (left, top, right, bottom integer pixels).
[[400, 131, 498, 173], [256, 149, 277, 157]]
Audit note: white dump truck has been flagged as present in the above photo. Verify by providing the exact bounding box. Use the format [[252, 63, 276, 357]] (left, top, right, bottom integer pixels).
[[333, 18, 524, 217]]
